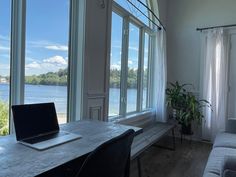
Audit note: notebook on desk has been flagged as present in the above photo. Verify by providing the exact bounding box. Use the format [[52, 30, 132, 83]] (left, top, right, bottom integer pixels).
[[12, 102, 82, 150]]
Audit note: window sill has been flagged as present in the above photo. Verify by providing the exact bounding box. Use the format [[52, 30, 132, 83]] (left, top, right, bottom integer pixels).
[[109, 109, 155, 127]]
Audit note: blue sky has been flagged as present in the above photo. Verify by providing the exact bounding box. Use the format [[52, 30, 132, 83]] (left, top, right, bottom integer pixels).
[[111, 0, 149, 71], [0, 0, 69, 76], [0, 0, 149, 76]]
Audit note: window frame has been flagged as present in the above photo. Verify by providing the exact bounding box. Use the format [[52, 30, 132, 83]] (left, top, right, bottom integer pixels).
[[8, 0, 85, 134], [109, 1, 155, 120]]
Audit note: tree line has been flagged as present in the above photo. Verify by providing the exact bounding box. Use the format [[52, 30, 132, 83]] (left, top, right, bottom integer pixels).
[[23, 68, 148, 88]]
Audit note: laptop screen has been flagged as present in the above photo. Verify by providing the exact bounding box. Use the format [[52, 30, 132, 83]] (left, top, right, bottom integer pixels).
[[12, 103, 59, 141]]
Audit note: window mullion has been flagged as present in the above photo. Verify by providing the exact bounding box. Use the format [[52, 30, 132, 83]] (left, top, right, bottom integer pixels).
[[120, 17, 129, 116], [9, 0, 26, 133], [149, 34, 156, 107], [137, 29, 145, 112], [68, 0, 85, 122], [146, 34, 152, 108]]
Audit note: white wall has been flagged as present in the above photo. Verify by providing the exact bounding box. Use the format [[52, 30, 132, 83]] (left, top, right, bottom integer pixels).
[[82, 0, 111, 120], [157, 0, 167, 27], [166, 0, 236, 139], [167, 0, 236, 90]]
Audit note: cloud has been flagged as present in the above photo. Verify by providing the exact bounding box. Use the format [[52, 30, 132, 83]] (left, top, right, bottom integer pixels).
[[43, 56, 67, 66], [0, 64, 10, 76], [0, 45, 10, 51], [129, 46, 139, 51], [0, 35, 10, 41], [110, 64, 121, 70], [25, 61, 41, 69], [45, 45, 68, 51], [0, 54, 10, 59], [27, 40, 68, 52], [25, 56, 68, 75], [128, 60, 133, 65]]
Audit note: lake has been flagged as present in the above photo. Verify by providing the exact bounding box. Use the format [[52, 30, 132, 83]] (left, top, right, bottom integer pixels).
[[0, 84, 143, 117]]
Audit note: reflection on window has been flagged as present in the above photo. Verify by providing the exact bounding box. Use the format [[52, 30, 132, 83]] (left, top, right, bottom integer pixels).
[[127, 23, 139, 113], [25, 0, 69, 124], [142, 33, 149, 110], [0, 0, 11, 136], [115, 0, 149, 26], [109, 12, 123, 117]]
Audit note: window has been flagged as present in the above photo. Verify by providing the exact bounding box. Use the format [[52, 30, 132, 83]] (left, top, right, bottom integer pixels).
[[25, 0, 70, 124], [0, 0, 11, 136], [109, 12, 123, 117], [109, 0, 154, 118], [127, 23, 139, 113], [0, 0, 84, 134]]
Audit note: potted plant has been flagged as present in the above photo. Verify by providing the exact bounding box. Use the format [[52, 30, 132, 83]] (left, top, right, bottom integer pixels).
[[166, 82, 211, 135], [166, 82, 189, 118]]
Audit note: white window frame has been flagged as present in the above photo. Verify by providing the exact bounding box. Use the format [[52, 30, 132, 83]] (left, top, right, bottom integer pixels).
[[109, 1, 155, 120], [9, 0, 85, 133]]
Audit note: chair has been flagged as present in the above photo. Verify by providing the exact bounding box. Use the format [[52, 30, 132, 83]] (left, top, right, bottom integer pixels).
[[75, 129, 135, 177]]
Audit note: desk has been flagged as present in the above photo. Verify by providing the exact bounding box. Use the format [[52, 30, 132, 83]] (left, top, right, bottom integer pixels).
[[0, 120, 142, 177]]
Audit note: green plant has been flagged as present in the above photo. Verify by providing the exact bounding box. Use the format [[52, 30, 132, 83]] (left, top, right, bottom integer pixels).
[[166, 81, 189, 109], [176, 92, 211, 127], [0, 100, 9, 136], [166, 82, 211, 128]]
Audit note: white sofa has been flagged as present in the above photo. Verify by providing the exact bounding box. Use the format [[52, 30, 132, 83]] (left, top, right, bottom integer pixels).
[[203, 132, 236, 177]]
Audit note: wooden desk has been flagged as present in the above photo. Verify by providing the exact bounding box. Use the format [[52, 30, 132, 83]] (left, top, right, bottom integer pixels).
[[0, 120, 142, 177]]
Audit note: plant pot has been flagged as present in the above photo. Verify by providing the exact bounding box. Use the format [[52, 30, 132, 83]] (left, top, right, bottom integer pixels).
[[181, 124, 193, 135]]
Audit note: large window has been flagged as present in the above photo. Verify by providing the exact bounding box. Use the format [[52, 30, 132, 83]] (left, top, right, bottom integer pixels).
[[25, 0, 70, 124], [109, 0, 154, 118], [0, 0, 11, 136], [109, 12, 123, 117], [127, 23, 139, 113]]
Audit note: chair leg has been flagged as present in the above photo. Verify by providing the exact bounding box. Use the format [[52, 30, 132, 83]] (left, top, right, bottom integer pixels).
[[137, 157, 142, 177]]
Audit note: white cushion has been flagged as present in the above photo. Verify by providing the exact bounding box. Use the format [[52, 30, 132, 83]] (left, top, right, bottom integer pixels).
[[214, 133, 236, 149]]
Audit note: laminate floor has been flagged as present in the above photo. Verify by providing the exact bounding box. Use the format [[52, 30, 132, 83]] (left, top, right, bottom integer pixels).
[[130, 137, 212, 177]]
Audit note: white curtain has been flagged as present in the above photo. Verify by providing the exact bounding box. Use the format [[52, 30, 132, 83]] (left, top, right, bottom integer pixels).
[[201, 28, 229, 141], [153, 29, 167, 122]]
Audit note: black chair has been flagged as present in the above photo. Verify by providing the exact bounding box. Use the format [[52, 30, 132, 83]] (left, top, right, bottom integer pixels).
[[75, 129, 135, 177]]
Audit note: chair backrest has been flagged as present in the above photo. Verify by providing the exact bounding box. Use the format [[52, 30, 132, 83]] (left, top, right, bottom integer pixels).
[[76, 129, 135, 177]]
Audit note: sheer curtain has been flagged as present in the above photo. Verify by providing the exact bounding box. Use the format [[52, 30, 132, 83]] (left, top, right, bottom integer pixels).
[[152, 29, 167, 122], [201, 28, 229, 141]]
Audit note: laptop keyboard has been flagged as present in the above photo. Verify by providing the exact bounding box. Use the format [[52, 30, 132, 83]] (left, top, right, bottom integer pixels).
[[23, 131, 68, 144]]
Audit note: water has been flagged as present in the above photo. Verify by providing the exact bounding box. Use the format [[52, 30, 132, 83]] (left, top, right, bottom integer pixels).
[[0, 84, 144, 116], [108, 88, 147, 116], [0, 83, 67, 113]]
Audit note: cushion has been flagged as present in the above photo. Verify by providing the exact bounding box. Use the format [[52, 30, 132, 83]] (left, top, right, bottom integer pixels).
[[203, 147, 236, 177], [203, 172, 220, 177], [223, 170, 236, 177], [222, 156, 236, 177], [214, 133, 236, 149]]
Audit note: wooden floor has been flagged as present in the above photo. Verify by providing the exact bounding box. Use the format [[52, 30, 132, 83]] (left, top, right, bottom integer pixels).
[[130, 137, 212, 177]]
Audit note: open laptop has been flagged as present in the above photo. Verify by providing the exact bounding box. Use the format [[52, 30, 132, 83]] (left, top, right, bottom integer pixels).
[[12, 102, 82, 150]]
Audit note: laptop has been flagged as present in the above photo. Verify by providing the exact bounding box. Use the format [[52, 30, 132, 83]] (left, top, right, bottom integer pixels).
[[12, 102, 82, 150]]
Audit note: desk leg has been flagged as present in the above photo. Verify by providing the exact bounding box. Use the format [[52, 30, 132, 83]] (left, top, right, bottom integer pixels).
[[137, 157, 142, 177]]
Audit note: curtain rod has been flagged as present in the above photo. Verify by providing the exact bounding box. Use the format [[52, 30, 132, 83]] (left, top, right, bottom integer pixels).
[[127, 0, 162, 30], [126, 0, 165, 31], [196, 24, 236, 31], [136, 0, 166, 31]]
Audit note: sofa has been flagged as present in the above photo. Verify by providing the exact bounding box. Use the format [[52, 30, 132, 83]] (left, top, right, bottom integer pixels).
[[203, 132, 236, 177]]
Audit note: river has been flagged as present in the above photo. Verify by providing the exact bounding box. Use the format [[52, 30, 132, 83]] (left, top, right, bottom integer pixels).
[[0, 84, 142, 117]]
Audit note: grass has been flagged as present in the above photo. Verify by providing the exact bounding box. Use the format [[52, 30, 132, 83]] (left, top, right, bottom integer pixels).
[[0, 100, 9, 136]]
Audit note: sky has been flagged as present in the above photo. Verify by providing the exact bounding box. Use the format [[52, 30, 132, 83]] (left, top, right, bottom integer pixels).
[[0, 0, 149, 76]]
